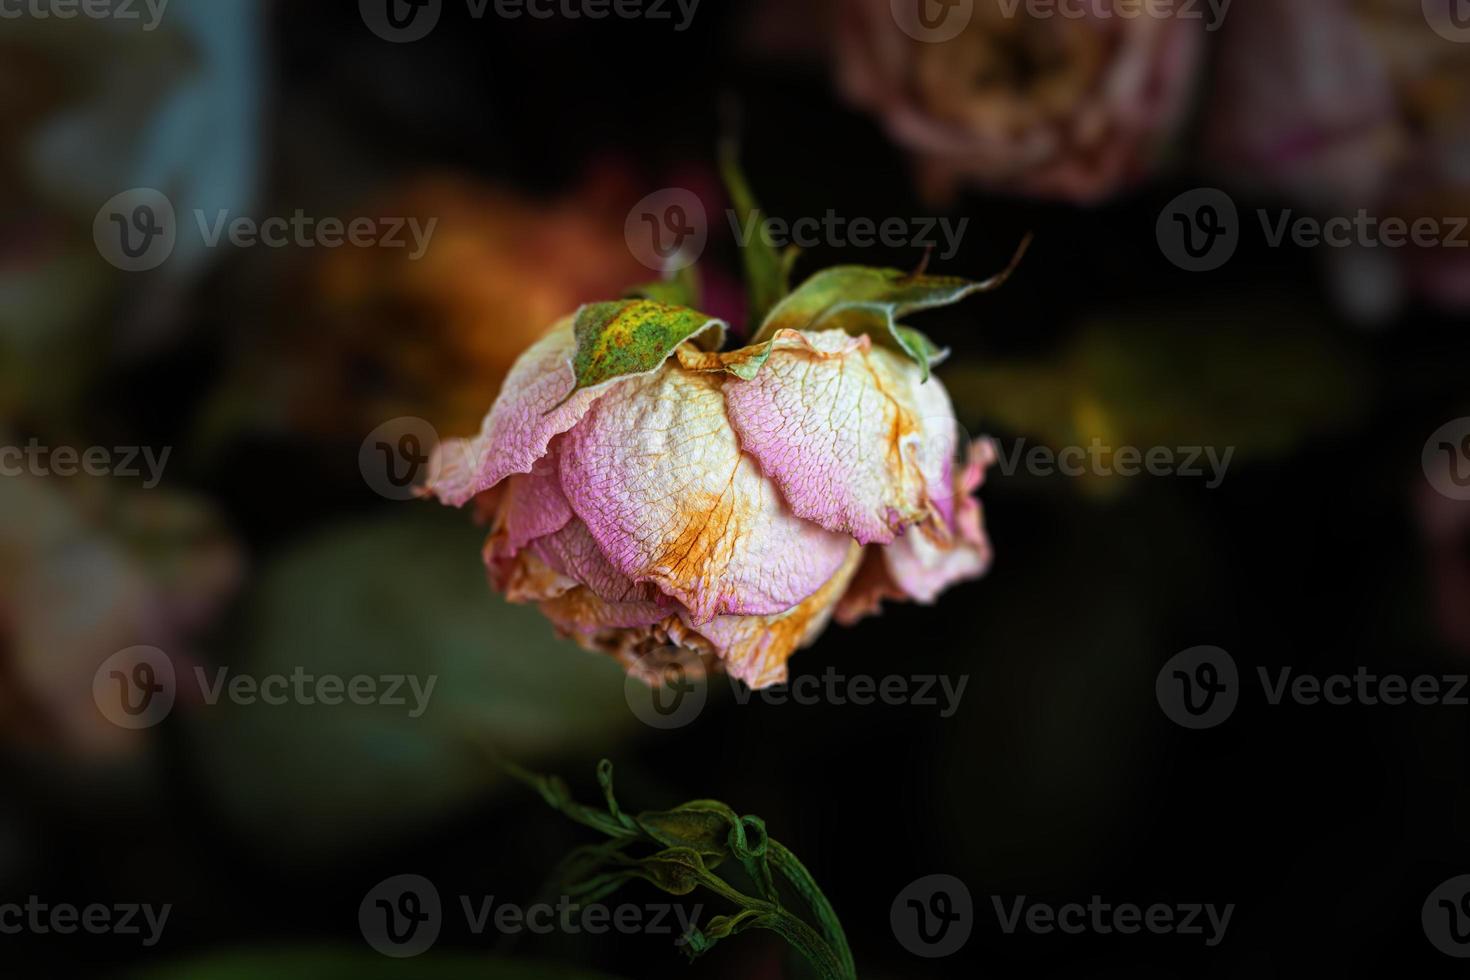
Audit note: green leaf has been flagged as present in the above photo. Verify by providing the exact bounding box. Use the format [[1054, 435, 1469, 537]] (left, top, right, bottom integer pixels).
[[894, 325, 951, 372], [625, 264, 702, 308], [753, 234, 1032, 379], [565, 299, 725, 398], [637, 801, 743, 864], [720, 140, 793, 335], [511, 759, 857, 980]]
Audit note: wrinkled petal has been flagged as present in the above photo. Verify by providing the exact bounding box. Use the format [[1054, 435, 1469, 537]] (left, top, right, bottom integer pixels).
[[487, 458, 574, 558], [680, 542, 863, 689], [834, 546, 909, 627], [721, 329, 949, 545], [558, 362, 853, 624], [427, 318, 620, 507], [838, 438, 995, 622], [539, 587, 673, 638], [543, 543, 864, 690], [533, 518, 663, 606], [487, 545, 578, 604]]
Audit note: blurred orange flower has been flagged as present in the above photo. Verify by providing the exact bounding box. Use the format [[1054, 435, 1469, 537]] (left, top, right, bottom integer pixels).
[[272, 174, 651, 437]]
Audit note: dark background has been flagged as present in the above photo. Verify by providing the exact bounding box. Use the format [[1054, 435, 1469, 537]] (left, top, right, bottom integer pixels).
[[4, 1, 1470, 977]]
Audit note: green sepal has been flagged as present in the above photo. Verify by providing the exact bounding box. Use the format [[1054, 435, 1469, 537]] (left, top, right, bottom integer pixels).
[[753, 234, 1032, 380], [561, 299, 726, 402], [625, 264, 702, 308], [720, 139, 794, 335]]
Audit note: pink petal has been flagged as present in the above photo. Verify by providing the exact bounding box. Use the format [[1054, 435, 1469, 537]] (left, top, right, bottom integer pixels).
[[532, 518, 663, 607], [427, 318, 623, 508], [723, 329, 951, 545], [837, 438, 996, 622], [558, 361, 854, 625]]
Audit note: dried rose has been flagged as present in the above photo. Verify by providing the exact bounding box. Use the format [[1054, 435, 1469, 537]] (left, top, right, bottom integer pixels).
[[426, 229, 1024, 688]]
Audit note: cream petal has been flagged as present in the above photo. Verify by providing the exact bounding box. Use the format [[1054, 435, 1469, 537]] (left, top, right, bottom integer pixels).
[[680, 542, 863, 689], [558, 361, 854, 625]]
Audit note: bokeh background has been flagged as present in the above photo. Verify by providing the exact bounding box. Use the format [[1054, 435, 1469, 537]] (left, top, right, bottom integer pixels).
[[3, 0, 1470, 976]]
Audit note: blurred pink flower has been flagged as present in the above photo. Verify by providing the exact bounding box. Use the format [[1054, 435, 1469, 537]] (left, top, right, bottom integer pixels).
[[836, 0, 1203, 203], [1207, 0, 1470, 312], [0, 473, 240, 759], [429, 320, 994, 689], [1416, 482, 1470, 658], [1204, 0, 1406, 207]]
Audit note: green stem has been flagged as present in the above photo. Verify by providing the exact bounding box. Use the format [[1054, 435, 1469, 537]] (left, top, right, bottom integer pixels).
[[769, 841, 856, 980]]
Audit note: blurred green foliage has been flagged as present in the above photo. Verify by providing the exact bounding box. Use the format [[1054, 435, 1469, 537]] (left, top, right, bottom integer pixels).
[[186, 508, 637, 855]]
